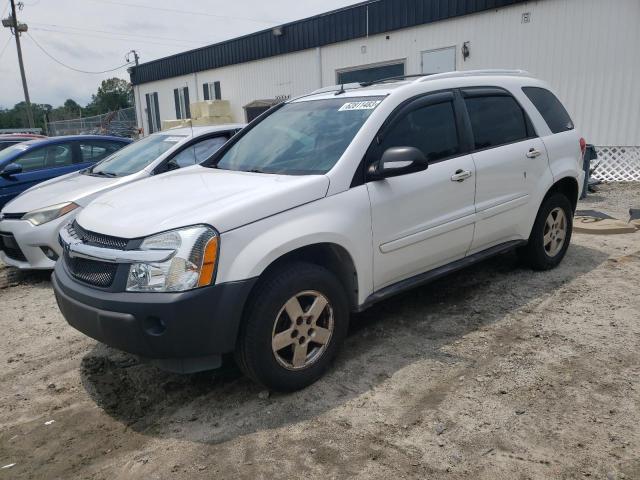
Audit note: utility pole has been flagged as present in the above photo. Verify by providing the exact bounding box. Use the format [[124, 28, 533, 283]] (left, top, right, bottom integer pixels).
[[126, 49, 139, 66], [2, 0, 34, 128]]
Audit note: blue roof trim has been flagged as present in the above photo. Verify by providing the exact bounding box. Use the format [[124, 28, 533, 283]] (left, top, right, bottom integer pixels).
[[130, 0, 528, 86]]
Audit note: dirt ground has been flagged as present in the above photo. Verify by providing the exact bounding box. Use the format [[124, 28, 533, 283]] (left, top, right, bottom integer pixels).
[[1, 183, 639, 480]]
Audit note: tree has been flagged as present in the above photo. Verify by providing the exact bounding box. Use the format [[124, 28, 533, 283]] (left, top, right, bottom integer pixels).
[[0, 76, 132, 130], [85, 78, 132, 115]]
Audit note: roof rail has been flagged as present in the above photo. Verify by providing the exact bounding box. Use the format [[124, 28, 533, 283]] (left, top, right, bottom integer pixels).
[[310, 83, 363, 95], [415, 69, 531, 83]]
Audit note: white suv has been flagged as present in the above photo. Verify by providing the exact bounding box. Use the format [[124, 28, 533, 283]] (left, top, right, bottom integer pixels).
[[54, 71, 585, 392]]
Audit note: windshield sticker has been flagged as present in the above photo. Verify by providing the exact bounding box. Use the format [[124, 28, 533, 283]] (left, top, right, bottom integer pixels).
[[339, 100, 382, 112], [163, 137, 183, 142]]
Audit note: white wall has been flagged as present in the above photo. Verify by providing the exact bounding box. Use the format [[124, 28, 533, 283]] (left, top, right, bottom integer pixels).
[[134, 0, 640, 146]]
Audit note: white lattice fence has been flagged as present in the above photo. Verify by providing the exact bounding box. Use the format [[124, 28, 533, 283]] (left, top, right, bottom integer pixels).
[[593, 146, 640, 182]]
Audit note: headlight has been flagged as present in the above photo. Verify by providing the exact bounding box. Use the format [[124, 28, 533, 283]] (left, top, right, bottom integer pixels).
[[126, 225, 219, 293], [22, 202, 79, 226]]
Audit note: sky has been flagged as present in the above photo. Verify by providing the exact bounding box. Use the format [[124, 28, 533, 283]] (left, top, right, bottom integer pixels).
[[0, 0, 364, 109]]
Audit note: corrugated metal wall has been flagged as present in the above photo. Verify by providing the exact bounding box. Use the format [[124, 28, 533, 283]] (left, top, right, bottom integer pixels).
[[134, 0, 640, 146], [129, 0, 527, 85], [317, 0, 640, 145]]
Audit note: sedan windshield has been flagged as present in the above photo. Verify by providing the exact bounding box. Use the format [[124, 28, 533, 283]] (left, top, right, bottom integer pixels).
[[213, 97, 384, 175], [0, 142, 32, 165], [90, 134, 186, 177]]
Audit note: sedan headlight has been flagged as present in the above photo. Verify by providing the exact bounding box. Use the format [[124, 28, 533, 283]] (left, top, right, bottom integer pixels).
[[126, 225, 219, 293], [22, 202, 79, 226]]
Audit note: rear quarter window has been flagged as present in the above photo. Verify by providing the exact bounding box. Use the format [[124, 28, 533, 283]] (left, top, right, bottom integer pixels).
[[522, 87, 574, 134]]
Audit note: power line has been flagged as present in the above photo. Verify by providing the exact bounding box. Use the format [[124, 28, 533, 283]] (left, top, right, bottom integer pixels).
[[26, 32, 133, 74], [0, 35, 10, 59], [30, 22, 208, 45], [86, 0, 283, 25], [29, 26, 198, 48]]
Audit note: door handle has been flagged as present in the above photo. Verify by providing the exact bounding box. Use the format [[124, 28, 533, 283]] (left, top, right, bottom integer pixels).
[[526, 148, 542, 159], [451, 169, 472, 182]]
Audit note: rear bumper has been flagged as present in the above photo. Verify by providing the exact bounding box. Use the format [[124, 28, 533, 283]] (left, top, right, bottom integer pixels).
[[53, 261, 256, 372]]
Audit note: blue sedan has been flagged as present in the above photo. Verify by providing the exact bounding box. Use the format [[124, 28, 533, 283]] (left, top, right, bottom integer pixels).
[[0, 135, 132, 209]]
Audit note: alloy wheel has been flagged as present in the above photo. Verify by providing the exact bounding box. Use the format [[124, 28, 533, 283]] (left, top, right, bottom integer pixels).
[[543, 207, 567, 257], [271, 290, 334, 370]]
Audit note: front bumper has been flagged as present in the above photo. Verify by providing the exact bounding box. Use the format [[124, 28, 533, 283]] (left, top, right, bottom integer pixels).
[[53, 261, 256, 373], [0, 214, 75, 269]]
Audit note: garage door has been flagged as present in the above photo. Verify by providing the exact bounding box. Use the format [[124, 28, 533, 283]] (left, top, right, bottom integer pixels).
[[337, 62, 405, 84], [421, 47, 456, 75]]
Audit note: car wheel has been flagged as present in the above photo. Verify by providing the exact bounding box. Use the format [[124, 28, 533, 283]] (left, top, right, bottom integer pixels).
[[518, 193, 573, 271], [236, 262, 349, 392]]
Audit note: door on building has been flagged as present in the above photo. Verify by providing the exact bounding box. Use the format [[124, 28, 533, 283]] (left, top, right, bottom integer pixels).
[[243, 99, 282, 123], [421, 46, 456, 75], [337, 62, 405, 84], [365, 90, 476, 290]]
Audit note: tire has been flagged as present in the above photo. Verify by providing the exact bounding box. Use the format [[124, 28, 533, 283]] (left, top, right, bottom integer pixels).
[[235, 262, 349, 392], [518, 193, 573, 271]]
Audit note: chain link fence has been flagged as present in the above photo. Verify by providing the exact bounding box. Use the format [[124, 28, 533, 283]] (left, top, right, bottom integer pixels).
[[46, 108, 138, 139]]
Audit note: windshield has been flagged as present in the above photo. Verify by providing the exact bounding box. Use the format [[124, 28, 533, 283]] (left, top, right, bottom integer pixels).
[[0, 142, 32, 165], [213, 97, 384, 175], [90, 134, 186, 177]]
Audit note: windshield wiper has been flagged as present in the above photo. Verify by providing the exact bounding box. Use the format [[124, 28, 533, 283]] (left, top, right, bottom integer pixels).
[[90, 171, 117, 178]]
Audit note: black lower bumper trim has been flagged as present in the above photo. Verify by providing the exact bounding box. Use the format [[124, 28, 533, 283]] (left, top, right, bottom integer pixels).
[[53, 261, 256, 364]]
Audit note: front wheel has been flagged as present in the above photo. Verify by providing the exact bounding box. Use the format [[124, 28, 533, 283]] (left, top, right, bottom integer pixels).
[[518, 193, 573, 271], [235, 262, 349, 392]]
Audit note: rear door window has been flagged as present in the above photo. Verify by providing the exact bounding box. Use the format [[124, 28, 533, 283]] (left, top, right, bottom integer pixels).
[[79, 141, 123, 163], [464, 95, 531, 150], [522, 87, 574, 134]]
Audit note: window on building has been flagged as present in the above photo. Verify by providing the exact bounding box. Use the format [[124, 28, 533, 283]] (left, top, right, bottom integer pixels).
[[379, 101, 460, 163], [145, 92, 161, 134], [522, 87, 574, 134], [203, 81, 222, 101], [464, 95, 531, 150], [174, 87, 191, 119], [421, 46, 456, 75], [337, 62, 405, 85]]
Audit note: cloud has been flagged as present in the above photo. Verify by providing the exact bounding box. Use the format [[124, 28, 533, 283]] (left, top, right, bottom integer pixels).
[[0, 0, 363, 108]]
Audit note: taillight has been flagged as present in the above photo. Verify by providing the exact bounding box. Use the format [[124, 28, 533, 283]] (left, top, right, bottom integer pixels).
[[579, 137, 587, 158]]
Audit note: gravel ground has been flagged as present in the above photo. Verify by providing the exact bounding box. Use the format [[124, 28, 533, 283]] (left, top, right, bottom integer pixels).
[[0, 183, 639, 480]]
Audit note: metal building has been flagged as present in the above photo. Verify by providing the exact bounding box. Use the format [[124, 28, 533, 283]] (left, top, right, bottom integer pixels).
[[129, 0, 640, 179]]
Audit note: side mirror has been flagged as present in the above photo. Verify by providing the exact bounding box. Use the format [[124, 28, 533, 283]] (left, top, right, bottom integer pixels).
[[368, 146, 428, 180], [1, 163, 23, 177]]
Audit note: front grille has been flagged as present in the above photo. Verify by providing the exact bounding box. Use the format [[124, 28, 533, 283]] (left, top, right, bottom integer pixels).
[[0, 231, 27, 262], [63, 251, 118, 288], [1, 212, 25, 220], [70, 220, 128, 250], [62, 221, 127, 288]]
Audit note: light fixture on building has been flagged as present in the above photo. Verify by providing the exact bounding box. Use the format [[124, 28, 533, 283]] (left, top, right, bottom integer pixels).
[[272, 26, 283, 37], [462, 41, 471, 61], [361, 45, 367, 54]]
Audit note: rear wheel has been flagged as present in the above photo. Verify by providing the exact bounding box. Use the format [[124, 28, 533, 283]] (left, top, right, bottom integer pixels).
[[236, 262, 349, 392], [518, 193, 573, 270]]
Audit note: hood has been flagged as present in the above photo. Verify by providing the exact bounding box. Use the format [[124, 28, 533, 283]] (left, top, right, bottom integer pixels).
[[2, 171, 126, 214], [76, 166, 330, 238]]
